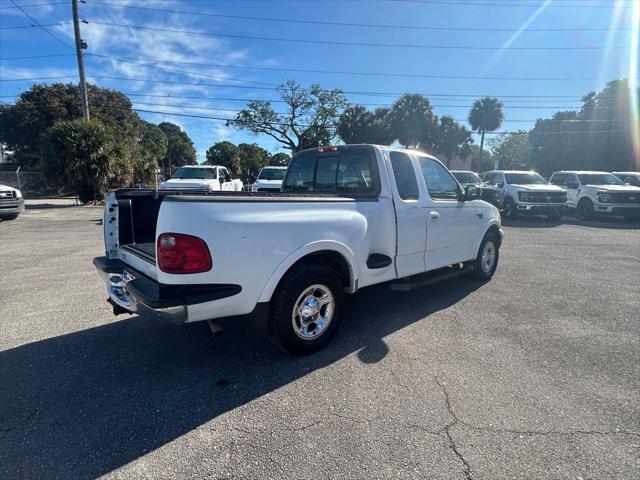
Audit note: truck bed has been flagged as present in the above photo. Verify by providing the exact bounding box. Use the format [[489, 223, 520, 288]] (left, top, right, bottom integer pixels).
[[121, 243, 156, 264]]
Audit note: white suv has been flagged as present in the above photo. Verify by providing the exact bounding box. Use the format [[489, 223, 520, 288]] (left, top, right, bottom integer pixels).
[[549, 171, 640, 221], [482, 170, 567, 221]]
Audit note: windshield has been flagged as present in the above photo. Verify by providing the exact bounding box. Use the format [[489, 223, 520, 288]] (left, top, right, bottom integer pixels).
[[452, 172, 481, 184], [505, 173, 547, 185], [258, 168, 287, 180], [173, 167, 216, 179], [578, 173, 624, 186]]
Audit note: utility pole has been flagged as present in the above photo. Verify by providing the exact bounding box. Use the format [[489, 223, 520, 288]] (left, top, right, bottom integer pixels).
[[71, 0, 90, 120]]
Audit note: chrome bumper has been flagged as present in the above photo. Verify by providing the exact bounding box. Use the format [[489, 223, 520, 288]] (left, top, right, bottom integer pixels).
[[95, 265, 187, 324]]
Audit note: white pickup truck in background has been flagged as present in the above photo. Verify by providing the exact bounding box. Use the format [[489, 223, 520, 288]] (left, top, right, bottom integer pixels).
[[94, 145, 502, 353], [251, 166, 287, 192], [159, 165, 244, 192]]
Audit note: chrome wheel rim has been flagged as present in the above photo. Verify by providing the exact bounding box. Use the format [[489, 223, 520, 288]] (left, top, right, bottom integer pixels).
[[481, 241, 496, 274], [292, 284, 335, 340]]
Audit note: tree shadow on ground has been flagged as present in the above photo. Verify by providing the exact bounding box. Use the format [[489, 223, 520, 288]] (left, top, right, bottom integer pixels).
[[0, 278, 482, 479]]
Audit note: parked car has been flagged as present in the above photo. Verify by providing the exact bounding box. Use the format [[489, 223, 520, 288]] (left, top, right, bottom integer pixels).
[[612, 172, 640, 187], [94, 145, 502, 354], [251, 166, 287, 192], [451, 170, 499, 206], [0, 184, 25, 220], [159, 165, 243, 192], [482, 170, 566, 221], [550, 171, 640, 221]]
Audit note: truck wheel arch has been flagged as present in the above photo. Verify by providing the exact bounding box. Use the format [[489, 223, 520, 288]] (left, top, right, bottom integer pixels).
[[258, 241, 357, 303]]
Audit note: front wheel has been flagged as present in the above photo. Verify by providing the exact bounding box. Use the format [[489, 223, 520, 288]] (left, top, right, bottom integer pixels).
[[268, 263, 345, 354], [577, 198, 594, 221], [546, 209, 563, 221], [469, 232, 500, 281], [0, 213, 19, 221], [502, 197, 517, 219]]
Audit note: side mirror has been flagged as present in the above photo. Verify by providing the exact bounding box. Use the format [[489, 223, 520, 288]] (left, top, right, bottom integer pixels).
[[464, 184, 480, 201], [566, 181, 578, 189], [496, 182, 504, 188]]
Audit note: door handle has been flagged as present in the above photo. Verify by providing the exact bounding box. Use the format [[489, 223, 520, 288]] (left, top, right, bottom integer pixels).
[[429, 211, 440, 220]]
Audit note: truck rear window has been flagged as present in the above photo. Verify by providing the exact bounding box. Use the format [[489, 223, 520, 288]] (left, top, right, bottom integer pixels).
[[283, 148, 377, 194]]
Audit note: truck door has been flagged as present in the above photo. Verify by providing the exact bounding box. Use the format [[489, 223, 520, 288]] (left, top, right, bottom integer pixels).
[[387, 150, 427, 276], [417, 157, 480, 269]]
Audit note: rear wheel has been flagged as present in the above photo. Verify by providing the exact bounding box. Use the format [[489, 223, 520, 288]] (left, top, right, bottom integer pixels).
[[469, 231, 500, 281], [577, 198, 594, 220], [268, 263, 345, 354], [623, 212, 640, 222], [502, 197, 517, 219]]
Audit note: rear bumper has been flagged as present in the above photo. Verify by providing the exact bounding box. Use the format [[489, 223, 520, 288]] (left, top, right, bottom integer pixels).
[[93, 256, 241, 323]]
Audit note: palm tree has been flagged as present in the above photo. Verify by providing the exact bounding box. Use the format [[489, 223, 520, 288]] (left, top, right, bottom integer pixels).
[[468, 97, 504, 157]]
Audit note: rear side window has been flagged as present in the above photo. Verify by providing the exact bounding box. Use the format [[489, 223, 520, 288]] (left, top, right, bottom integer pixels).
[[283, 148, 378, 194], [389, 151, 419, 200]]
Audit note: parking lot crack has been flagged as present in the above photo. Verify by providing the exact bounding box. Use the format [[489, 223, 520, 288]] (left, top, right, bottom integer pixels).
[[434, 378, 474, 480], [0, 408, 37, 434]]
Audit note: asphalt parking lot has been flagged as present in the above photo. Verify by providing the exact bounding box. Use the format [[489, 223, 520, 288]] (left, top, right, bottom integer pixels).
[[1, 204, 639, 480]]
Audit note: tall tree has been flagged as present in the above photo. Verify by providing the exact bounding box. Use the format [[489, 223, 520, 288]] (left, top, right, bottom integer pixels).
[[158, 122, 197, 176], [435, 116, 473, 167], [0, 83, 143, 170], [529, 79, 639, 175], [337, 105, 393, 145], [388, 94, 438, 149], [270, 152, 291, 166], [205, 141, 240, 173], [490, 131, 532, 170], [237, 143, 271, 178], [40, 119, 129, 203], [468, 97, 504, 157], [229, 80, 347, 152], [137, 121, 168, 174]]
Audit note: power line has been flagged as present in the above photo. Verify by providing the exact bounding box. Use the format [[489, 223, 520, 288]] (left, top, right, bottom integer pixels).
[[3, 52, 626, 83], [0, 53, 75, 60], [86, 54, 624, 82], [7, 0, 73, 49], [389, 0, 627, 8], [0, 1, 67, 9], [0, 22, 71, 31], [0, 73, 613, 100], [0, 93, 585, 108], [85, 1, 629, 32], [86, 20, 629, 51], [132, 108, 634, 135]]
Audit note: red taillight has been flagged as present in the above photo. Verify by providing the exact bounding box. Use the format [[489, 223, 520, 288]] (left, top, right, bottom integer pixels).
[[157, 233, 212, 274]]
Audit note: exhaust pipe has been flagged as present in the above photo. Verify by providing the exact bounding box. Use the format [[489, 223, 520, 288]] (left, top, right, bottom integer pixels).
[[208, 319, 224, 337]]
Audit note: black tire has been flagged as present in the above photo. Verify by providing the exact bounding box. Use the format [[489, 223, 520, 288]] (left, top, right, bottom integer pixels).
[[546, 210, 563, 221], [577, 198, 594, 220], [469, 231, 500, 281], [268, 263, 345, 355], [0, 213, 19, 221], [502, 197, 517, 219], [623, 212, 640, 222]]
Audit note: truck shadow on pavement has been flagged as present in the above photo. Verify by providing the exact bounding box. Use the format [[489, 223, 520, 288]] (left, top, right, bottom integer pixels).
[[0, 278, 482, 479]]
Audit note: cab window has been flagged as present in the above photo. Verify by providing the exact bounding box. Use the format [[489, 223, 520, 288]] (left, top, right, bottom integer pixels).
[[389, 151, 419, 200], [419, 158, 460, 201], [550, 173, 565, 185], [283, 148, 377, 194]]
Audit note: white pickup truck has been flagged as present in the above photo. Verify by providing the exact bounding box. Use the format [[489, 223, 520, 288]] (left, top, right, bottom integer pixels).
[[159, 165, 244, 192], [94, 145, 502, 353]]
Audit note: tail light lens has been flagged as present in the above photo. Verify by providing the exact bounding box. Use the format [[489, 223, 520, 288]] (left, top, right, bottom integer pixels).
[[157, 233, 212, 274]]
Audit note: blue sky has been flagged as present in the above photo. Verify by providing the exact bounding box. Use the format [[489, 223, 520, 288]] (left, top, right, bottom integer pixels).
[[0, 0, 637, 162]]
